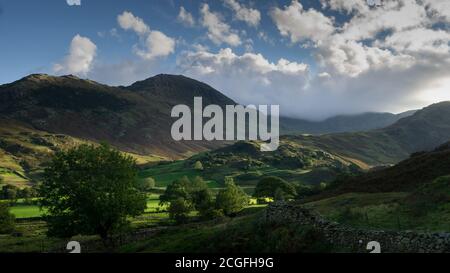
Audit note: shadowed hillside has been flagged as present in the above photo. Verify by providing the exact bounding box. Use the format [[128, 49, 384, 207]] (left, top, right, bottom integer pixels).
[[0, 74, 234, 160], [285, 102, 450, 166], [325, 141, 450, 194]]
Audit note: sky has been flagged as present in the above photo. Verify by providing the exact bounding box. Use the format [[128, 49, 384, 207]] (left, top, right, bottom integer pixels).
[[1, 0, 450, 120]]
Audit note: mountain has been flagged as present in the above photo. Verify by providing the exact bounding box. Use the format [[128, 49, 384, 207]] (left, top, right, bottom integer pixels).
[[0, 74, 238, 184], [284, 101, 450, 166], [280, 111, 416, 135], [0, 74, 234, 158], [324, 141, 450, 194], [1, 73, 449, 186], [146, 101, 450, 191]]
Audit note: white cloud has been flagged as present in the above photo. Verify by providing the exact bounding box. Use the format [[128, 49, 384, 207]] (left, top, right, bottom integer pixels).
[[177, 48, 308, 111], [177, 6, 195, 27], [423, 0, 450, 22], [117, 11, 175, 60], [175, 0, 450, 119], [177, 46, 450, 119], [135, 30, 175, 60], [318, 72, 331, 78], [66, 0, 81, 6], [270, 0, 442, 78], [340, 0, 428, 41], [192, 43, 209, 52], [54, 34, 96, 76], [320, 0, 369, 14], [89, 59, 163, 87], [178, 48, 307, 76], [317, 35, 415, 77], [380, 27, 450, 56], [118, 11, 150, 35], [223, 0, 261, 27], [270, 0, 335, 44], [200, 3, 241, 46], [79, 0, 450, 120]]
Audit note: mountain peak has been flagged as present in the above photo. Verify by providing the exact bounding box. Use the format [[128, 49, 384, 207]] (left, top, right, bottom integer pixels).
[[1, 74, 107, 92], [128, 74, 208, 89], [14, 73, 84, 85], [22, 73, 53, 81], [126, 73, 236, 106]]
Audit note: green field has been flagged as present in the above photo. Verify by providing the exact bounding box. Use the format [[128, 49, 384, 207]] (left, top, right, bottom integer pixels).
[[139, 161, 221, 188], [10, 205, 46, 219], [0, 194, 266, 253], [7, 194, 166, 219]]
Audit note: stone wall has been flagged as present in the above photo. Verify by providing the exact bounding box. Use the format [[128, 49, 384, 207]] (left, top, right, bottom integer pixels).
[[265, 201, 450, 253]]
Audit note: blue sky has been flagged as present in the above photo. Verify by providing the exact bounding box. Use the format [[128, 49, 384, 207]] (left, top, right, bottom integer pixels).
[[0, 0, 317, 83], [1, 0, 450, 119]]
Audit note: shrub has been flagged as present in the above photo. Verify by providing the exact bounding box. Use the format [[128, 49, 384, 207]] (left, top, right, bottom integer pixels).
[[404, 175, 450, 216], [168, 197, 192, 224], [0, 203, 15, 234], [215, 178, 249, 216], [161, 176, 215, 222], [193, 161, 204, 171], [253, 176, 296, 200], [139, 177, 156, 192], [208, 215, 333, 253], [1, 185, 18, 201]]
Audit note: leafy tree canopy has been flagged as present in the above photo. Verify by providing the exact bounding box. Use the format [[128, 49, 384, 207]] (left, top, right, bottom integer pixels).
[[215, 178, 249, 216], [139, 177, 156, 192], [39, 144, 147, 239], [193, 161, 204, 171], [0, 203, 15, 234], [253, 176, 296, 199]]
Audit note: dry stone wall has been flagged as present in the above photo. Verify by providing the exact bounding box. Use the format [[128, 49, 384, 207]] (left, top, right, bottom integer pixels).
[[265, 201, 450, 253]]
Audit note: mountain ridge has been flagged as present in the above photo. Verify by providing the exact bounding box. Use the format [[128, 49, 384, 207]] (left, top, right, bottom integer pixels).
[[282, 101, 450, 166], [280, 110, 416, 135], [1, 73, 449, 186], [323, 140, 450, 195]]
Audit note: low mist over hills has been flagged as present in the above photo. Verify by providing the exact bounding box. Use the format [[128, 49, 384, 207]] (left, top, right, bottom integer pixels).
[[280, 111, 416, 135]]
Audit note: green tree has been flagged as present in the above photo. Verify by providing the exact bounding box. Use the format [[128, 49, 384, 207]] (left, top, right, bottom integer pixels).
[[0, 203, 15, 234], [139, 177, 156, 192], [159, 176, 191, 206], [39, 144, 147, 240], [253, 176, 296, 200], [193, 161, 204, 171], [215, 178, 249, 216], [168, 197, 192, 224], [1, 185, 18, 201], [189, 176, 210, 205], [20, 187, 36, 204], [274, 188, 286, 201], [160, 176, 216, 221]]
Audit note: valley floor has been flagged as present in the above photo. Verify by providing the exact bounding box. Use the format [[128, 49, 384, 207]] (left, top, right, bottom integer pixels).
[[4, 190, 450, 253]]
